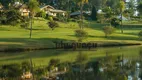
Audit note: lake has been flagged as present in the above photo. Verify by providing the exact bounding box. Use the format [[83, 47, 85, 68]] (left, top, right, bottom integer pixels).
[[0, 45, 142, 66]]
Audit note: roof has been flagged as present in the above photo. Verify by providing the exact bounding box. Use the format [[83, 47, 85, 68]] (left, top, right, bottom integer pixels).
[[13, 4, 28, 9], [50, 9, 66, 13], [70, 12, 81, 16], [40, 5, 55, 10], [70, 11, 91, 16]]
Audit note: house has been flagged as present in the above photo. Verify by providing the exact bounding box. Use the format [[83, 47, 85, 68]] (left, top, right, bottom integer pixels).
[[0, 4, 4, 11], [40, 5, 66, 17], [117, 15, 129, 21], [0, 4, 3, 9], [13, 2, 30, 16], [70, 11, 91, 17], [18, 5, 30, 16]]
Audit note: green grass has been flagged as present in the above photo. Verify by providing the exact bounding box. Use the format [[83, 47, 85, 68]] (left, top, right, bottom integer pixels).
[[0, 19, 141, 51]]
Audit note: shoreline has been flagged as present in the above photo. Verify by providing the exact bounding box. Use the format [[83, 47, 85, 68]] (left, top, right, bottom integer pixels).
[[0, 41, 141, 52]]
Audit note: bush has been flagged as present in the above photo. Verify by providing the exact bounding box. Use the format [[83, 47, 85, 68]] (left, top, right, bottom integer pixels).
[[111, 18, 120, 27], [138, 30, 142, 40], [97, 13, 105, 23], [48, 21, 59, 30], [103, 26, 115, 38], [75, 30, 88, 42], [20, 22, 30, 29], [48, 16, 53, 21]]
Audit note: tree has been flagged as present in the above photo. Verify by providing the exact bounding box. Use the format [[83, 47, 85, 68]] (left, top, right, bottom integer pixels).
[[48, 21, 59, 30], [106, 0, 119, 10], [91, 6, 97, 21], [36, 10, 46, 19], [103, 26, 115, 38], [111, 18, 120, 27], [119, 0, 125, 33], [138, 30, 142, 40], [90, 0, 103, 9], [137, 2, 142, 17], [6, 9, 22, 26], [74, 0, 88, 29], [126, 0, 136, 17], [28, 0, 39, 38], [102, 7, 113, 21], [75, 29, 88, 42], [97, 13, 105, 23]]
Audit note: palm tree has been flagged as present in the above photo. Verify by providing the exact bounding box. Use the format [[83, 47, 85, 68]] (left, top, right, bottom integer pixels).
[[119, 0, 125, 33], [75, 0, 88, 29], [28, 0, 39, 38]]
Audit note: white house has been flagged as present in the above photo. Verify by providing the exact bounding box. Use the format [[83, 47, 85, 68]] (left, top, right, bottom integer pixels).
[[40, 5, 66, 17]]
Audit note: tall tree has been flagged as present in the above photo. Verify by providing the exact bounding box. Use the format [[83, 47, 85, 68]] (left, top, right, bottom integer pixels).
[[74, 0, 88, 29], [91, 6, 97, 21], [137, 1, 142, 17], [106, 0, 119, 14], [90, 0, 102, 9], [28, 0, 39, 38], [119, 0, 125, 33], [126, 0, 136, 16]]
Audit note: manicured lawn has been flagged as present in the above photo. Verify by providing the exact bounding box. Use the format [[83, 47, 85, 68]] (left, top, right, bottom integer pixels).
[[0, 19, 141, 49]]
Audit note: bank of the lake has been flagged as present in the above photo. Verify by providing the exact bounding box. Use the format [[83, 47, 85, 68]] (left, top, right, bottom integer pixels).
[[0, 40, 141, 52]]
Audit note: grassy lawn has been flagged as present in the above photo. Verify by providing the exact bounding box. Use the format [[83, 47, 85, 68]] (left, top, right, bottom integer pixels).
[[0, 19, 142, 51]]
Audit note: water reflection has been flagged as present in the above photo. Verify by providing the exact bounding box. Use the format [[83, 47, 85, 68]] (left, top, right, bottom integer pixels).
[[0, 46, 142, 80]]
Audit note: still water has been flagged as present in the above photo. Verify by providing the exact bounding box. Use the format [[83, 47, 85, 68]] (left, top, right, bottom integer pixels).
[[0, 45, 142, 66]]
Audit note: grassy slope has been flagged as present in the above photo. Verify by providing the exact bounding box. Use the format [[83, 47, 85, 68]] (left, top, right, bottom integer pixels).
[[0, 19, 141, 50]]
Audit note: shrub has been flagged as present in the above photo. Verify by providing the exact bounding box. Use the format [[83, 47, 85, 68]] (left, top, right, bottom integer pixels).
[[48, 21, 59, 30], [103, 26, 115, 38], [75, 30, 88, 42], [20, 22, 30, 29], [110, 18, 120, 27], [48, 16, 53, 21], [138, 30, 142, 40], [97, 13, 105, 23]]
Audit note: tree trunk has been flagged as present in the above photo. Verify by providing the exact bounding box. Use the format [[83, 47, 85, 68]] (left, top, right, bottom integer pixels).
[[29, 17, 33, 38], [120, 11, 123, 33], [80, 3, 83, 29]]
